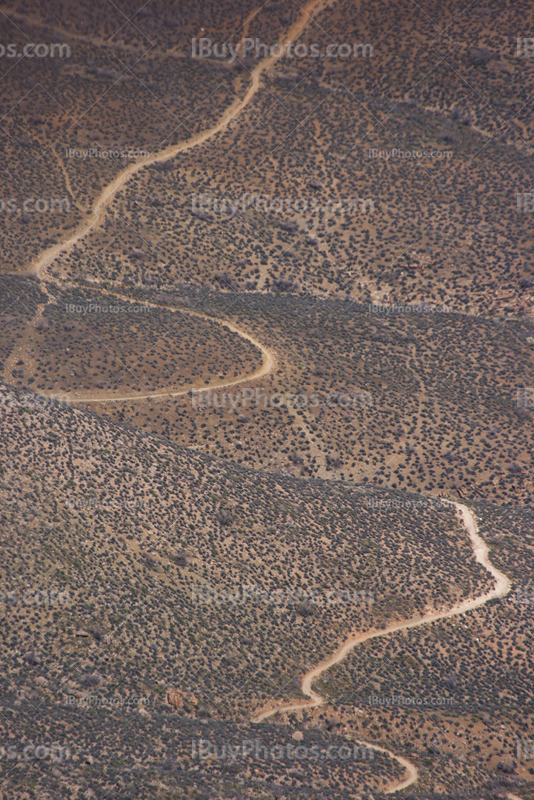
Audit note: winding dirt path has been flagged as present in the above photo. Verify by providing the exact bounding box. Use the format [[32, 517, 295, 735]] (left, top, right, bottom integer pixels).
[[2, 4, 516, 793], [252, 501, 511, 794], [27, 0, 331, 285], [4, 0, 325, 398], [59, 291, 274, 404]]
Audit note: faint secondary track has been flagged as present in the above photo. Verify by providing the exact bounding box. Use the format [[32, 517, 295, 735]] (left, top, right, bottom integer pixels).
[[0, 5, 264, 58], [252, 502, 511, 794]]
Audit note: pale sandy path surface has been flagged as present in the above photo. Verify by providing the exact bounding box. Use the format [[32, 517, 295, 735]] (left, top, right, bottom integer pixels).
[[53, 291, 275, 404], [3, 0, 324, 388], [253, 502, 511, 794], [26, 0, 331, 285]]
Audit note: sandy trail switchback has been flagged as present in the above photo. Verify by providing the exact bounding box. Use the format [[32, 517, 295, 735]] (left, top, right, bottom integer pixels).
[[252, 502, 511, 794]]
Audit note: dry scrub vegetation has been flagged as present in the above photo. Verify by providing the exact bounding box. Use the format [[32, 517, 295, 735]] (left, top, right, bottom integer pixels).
[[297, 502, 534, 798], [16, 283, 530, 506], [30, 0, 534, 318], [3, 279, 533, 504], [1, 0, 533, 797], [0, 387, 493, 718], [0, 389, 491, 797], [4, 285, 261, 398]]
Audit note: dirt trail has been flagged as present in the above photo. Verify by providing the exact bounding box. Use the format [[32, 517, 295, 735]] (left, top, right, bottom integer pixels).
[[0, 5, 265, 59], [252, 501, 511, 794], [53, 147, 82, 212], [417, 102, 530, 148], [2, 4, 513, 790], [27, 0, 331, 285], [240, 6, 262, 44], [4, 0, 324, 394], [56, 291, 274, 404], [4, 285, 276, 401], [0, 7, 151, 53]]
